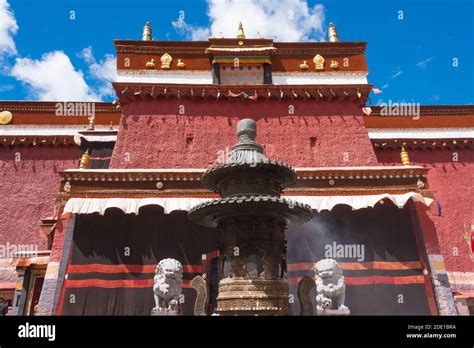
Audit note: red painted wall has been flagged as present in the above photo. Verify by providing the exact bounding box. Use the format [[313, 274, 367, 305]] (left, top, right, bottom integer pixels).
[[110, 99, 377, 169], [376, 149, 474, 276], [0, 146, 79, 249]]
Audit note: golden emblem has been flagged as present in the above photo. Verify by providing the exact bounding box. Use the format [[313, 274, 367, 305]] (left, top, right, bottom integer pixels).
[[145, 59, 156, 68], [313, 54, 325, 71], [177, 59, 186, 68], [330, 60, 339, 69], [299, 61, 309, 70], [0, 110, 13, 124], [160, 53, 172, 69], [238, 40, 244, 46]]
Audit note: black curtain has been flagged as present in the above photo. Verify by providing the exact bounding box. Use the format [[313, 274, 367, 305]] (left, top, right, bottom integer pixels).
[[286, 204, 432, 315], [212, 63, 220, 84], [60, 207, 217, 315], [263, 63, 272, 84], [80, 140, 115, 169]]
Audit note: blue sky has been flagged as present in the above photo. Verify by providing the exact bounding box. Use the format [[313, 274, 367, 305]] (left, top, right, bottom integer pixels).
[[0, 0, 472, 105]]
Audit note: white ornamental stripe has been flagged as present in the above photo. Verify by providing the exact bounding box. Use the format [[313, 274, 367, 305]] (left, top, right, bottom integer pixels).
[[368, 128, 474, 139], [73, 133, 117, 145], [290, 192, 432, 212], [0, 126, 115, 136], [62, 192, 432, 216], [272, 74, 368, 85], [116, 71, 213, 84]]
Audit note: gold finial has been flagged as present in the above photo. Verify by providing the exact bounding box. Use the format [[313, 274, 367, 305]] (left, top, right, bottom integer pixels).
[[177, 59, 186, 68], [142, 21, 152, 41], [79, 149, 90, 169], [299, 61, 309, 70], [400, 146, 410, 166], [328, 22, 339, 42], [256, 31, 262, 39], [236, 21, 245, 39], [160, 53, 172, 69], [313, 54, 325, 71]]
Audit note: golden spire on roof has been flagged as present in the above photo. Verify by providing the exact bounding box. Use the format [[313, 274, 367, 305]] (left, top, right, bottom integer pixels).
[[142, 21, 152, 41], [236, 21, 246, 39], [328, 22, 339, 42], [400, 146, 410, 166], [79, 149, 90, 170]]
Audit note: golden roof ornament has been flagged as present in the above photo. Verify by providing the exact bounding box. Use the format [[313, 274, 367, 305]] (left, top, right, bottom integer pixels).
[[299, 61, 309, 70], [328, 22, 339, 42], [145, 59, 156, 68], [313, 54, 325, 71], [330, 60, 339, 69], [236, 21, 246, 39], [400, 146, 410, 166], [177, 59, 186, 68], [256, 31, 262, 39], [142, 21, 152, 41], [160, 53, 172, 69], [79, 149, 90, 170]]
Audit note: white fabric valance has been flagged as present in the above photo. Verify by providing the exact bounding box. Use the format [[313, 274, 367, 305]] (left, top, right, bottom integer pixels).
[[62, 192, 432, 217]]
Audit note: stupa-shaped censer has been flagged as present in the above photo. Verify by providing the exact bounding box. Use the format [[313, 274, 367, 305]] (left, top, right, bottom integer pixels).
[[189, 119, 312, 315]]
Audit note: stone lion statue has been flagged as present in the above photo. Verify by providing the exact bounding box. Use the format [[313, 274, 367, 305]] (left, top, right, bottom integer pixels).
[[314, 258, 349, 313], [151, 258, 183, 315]]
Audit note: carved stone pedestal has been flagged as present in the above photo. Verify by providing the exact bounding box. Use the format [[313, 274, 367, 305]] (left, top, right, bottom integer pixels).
[[217, 277, 290, 316], [316, 308, 350, 316], [150, 307, 180, 316]]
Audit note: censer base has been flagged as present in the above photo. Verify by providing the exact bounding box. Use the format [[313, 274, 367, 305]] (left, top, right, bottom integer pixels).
[[217, 277, 290, 316]]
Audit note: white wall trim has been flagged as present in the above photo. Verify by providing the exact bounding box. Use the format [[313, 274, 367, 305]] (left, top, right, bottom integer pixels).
[[368, 128, 474, 139], [116, 70, 213, 84]]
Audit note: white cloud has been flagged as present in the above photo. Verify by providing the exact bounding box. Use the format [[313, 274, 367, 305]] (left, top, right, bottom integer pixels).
[[11, 51, 98, 101], [391, 67, 402, 79], [173, 0, 326, 42], [172, 17, 210, 40], [0, 0, 18, 56], [79, 47, 117, 99], [431, 93, 440, 101], [416, 56, 435, 69], [0, 84, 13, 92]]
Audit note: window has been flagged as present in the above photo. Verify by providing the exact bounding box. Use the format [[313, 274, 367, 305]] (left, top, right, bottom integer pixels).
[[218, 63, 264, 85]]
